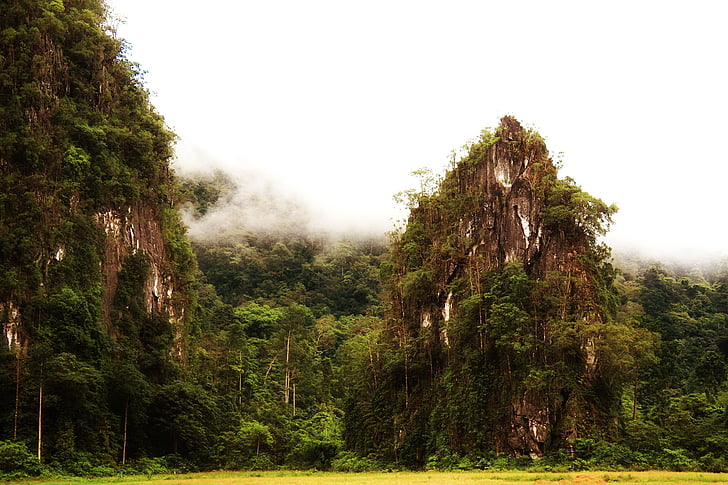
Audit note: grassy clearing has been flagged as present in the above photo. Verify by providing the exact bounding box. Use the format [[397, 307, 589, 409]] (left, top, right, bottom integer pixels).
[[7, 470, 728, 485]]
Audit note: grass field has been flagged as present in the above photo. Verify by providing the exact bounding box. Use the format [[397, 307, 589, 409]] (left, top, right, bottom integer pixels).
[[8, 471, 728, 485]]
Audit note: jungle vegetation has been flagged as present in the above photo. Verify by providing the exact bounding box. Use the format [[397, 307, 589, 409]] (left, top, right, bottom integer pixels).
[[1, 0, 728, 479]]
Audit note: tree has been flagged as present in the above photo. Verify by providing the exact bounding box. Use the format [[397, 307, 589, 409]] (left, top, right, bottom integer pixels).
[[694, 351, 726, 403], [149, 381, 220, 464]]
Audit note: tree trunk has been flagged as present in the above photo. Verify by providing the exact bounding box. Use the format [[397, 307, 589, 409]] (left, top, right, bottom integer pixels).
[[284, 329, 291, 404], [13, 357, 20, 440], [284, 371, 290, 404], [404, 344, 409, 409], [37, 372, 43, 461], [238, 351, 243, 407], [122, 399, 129, 464], [263, 355, 277, 380], [292, 383, 296, 416], [367, 338, 378, 387]]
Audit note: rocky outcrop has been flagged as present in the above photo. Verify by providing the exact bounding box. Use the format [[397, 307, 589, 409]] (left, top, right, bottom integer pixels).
[[1, 200, 186, 356], [1, 301, 22, 351], [96, 201, 181, 330], [96, 199, 190, 362], [388, 116, 616, 459]]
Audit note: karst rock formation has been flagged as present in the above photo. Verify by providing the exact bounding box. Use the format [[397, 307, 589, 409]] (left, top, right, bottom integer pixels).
[[368, 116, 622, 463]]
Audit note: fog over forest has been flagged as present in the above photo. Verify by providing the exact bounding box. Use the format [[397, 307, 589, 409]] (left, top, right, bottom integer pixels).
[[112, 0, 728, 265]]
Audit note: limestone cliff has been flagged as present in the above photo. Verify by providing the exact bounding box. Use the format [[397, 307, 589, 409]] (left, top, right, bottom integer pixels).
[[1, 201, 188, 353], [383, 116, 619, 461], [0, 0, 191, 362], [96, 201, 186, 354], [0, 0, 203, 460]]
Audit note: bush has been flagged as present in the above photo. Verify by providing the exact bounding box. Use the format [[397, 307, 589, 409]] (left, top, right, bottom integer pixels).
[[485, 455, 531, 470], [249, 453, 276, 471], [655, 448, 694, 471], [590, 442, 648, 470], [123, 456, 169, 476], [698, 453, 728, 473], [425, 450, 459, 470], [0, 440, 42, 478], [330, 451, 378, 472]]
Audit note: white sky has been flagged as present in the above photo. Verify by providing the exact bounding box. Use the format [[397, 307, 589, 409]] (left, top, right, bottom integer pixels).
[[107, 0, 728, 261]]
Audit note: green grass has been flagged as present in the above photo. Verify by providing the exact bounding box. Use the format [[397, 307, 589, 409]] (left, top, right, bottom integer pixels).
[[7, 471, 728, 485]]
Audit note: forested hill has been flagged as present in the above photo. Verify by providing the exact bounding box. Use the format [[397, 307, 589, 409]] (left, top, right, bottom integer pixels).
[[0, 0, 199, 469], [2, 0, 728, 478], [345, 117, 634, 463]]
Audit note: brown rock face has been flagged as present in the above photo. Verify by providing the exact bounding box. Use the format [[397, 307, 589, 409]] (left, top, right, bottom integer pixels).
[[95, 200, 187, 359], [97, 201, 179, 327], [388, 116, 615, 459], [1, 199, 186, 359]]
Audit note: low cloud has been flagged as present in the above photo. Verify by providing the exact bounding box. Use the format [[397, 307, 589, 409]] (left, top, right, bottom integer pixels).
[[173, 150, 392, 243]]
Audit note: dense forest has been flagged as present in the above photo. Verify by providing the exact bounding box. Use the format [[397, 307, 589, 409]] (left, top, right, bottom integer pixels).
[[2, 0, 728, 478]]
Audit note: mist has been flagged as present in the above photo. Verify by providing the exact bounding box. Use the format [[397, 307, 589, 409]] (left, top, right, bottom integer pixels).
[[173, 149, 396, 243], [173, 143, 728, 273]]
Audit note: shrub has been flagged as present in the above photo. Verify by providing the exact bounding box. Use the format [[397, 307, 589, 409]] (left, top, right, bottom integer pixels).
[[655, 448, 694, 471], [590, 442, 648, 470], [698, 453, 728, 473], [330, 451, 378, 472], [123, 456, 169, 476], [0, 440, 42, 478]]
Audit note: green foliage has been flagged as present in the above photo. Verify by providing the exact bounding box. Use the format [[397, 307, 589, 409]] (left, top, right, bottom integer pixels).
[[345, 117, 649, 468], [43, 287, 107, 364], [192, 231, 386, 316], [284, 409, 343, 470], [393, 168, 443, 211], [330, 450, 379, 472], [400, 268, 434, 303], [217, 420, 274, 470], [0, 440, 42, 478], [177, 169, 237, 218], [3, 1, 728, 473], [542, 177, 617, 241]]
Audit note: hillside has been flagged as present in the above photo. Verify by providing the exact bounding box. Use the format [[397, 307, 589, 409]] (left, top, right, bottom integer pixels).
[[0, 0, 198, 466]]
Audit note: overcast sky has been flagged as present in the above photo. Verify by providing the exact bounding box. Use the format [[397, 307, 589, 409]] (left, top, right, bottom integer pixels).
[[107, 0, 727, 261]]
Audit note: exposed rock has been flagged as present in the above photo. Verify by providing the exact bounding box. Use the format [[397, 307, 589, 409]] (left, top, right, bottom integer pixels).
[[1, 301, 22, 351], [388, 116, 615, 458], [96, 200, 184, 354]]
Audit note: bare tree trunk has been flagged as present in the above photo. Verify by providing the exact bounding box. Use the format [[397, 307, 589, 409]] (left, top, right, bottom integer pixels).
[[404, 342, 410, 409], [122, 399, 129, 465], [238, 351, 243, 407], [284, 329, 291, 404], [292, 383, 296, 416], [284, 371, 289, 404], [37, 369, 43, 461], [13, 357, 20, 440], [561, 268, 572, 320], [472, 263, 485, 352], [367, 339, 378, 387], [263, 355, 277, 381]]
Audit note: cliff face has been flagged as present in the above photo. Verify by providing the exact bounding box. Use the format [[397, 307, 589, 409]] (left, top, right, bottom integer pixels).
[[0, 0, 189, 359], [385, 116, 618, 460], [96, 201, 186, 352], [419, 116, 604, 342], [1, 201, 186, 352], [0, 0, 198, 459]]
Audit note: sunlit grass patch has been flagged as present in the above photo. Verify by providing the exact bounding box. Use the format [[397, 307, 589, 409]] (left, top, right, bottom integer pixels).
[[8, 471, 728, 485]]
